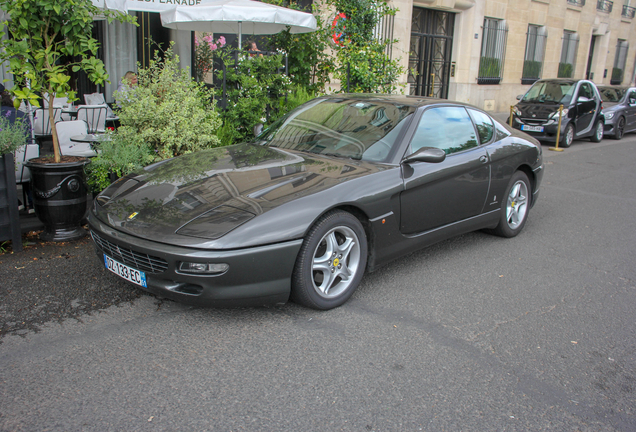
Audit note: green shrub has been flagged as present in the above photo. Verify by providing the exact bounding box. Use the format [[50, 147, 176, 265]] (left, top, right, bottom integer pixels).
[[85, 133, 155, 192], [522, 60, 542, 78], [558, 62, 573, 78], [0, 115, 28, 155], [114, 44, 222, 160], [478, 57, 501, 78], [611, 67, 624, 82]]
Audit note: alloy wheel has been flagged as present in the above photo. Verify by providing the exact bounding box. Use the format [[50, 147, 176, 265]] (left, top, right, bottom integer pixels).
[[506, 180, 528, 230], [311, 226, 361, 298]]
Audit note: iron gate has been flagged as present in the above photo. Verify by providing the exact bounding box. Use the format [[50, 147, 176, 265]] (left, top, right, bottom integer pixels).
[[408, 8, 455, 99]]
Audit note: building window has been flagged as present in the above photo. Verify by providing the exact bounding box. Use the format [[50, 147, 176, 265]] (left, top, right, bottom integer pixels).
[[597, 0, 614, 13], [477, 18, 508, 85], [522, 25, 547, 85], [623, 0, 636, 18], [558, 31, 579, 78], [567, 0, 586, 6], [611, 39, 629, 84]]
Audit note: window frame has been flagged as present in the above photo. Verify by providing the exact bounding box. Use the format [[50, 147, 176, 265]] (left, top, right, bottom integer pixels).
[[521, 25, 548, 85], [477, 18, 508, 85]]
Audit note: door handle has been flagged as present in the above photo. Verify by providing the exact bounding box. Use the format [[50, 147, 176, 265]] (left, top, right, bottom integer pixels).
[[479, 155, 488, 163]]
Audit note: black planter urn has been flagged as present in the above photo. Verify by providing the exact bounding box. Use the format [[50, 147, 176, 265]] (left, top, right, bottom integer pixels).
[[26, 159, 90, 242]]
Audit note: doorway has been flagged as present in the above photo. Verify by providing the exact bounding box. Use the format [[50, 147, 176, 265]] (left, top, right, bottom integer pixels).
[[585, 35, 598, 80], [408, 8, 455, 98]]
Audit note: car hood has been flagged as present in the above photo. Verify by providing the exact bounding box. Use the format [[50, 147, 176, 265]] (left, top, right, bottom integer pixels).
[[602, 102, 620, 111], [516, 101, 562, 120], [93, 143, 385, 246]]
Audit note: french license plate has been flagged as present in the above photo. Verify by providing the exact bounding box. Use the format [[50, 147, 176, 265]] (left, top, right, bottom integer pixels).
[[521, 125, 544, 132], [104, 254, 147, 288]]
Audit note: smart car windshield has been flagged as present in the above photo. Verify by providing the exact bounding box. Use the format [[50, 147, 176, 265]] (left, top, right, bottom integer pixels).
[[522, 81, 575, 104], [257, 99, 415, 162], [598, 87, 626, 103]]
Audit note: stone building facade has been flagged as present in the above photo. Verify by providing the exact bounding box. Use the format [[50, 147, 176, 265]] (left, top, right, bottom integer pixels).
[[388, 0, 636, 112]]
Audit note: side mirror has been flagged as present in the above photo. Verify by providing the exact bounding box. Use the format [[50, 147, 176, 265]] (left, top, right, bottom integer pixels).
[[630, 98, 636, 106], [516, 94, 523, 100], [577, 96, 590, 103], [402, 147, 446, 164]]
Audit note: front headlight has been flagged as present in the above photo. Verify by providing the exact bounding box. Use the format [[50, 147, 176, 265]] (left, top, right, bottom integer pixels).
[[513, 106, 522, 117], [604, 112, 615, 120], [178, 262, 229, 275], [550, 108, 569, 119]]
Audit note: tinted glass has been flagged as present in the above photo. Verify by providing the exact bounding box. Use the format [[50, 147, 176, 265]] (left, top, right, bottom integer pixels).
[[468, 109, 494, 144], [259, 99, 415, 162], [578, 83, 593, 99], [522, 80, 575, 104], [598, 86, 626, 102], [410, 106, 478, 155]]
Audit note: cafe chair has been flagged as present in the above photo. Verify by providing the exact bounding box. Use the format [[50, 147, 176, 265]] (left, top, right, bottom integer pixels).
[[14, 139, 39, 213], [76, 105, 107, 134], [84, 92, 115, 118], [32, 107, 62, 147], [56, 120, 97, 158]]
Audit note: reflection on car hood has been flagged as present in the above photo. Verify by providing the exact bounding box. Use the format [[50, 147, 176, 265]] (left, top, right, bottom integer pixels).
[[602, 102, 619, 110], [94, 142, 385, 245], [516, 102, 563, 120]]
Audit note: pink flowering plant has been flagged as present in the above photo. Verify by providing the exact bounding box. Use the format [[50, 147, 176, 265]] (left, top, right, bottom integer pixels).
[[194, 33, 227, 82]]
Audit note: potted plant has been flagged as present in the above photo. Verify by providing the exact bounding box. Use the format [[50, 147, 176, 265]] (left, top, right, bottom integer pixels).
[[0, 0, 135, 241], [0, 115, 29, 252]]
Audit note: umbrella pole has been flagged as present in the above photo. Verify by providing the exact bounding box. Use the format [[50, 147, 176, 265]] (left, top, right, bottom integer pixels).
[[238, 21, 242, 50]]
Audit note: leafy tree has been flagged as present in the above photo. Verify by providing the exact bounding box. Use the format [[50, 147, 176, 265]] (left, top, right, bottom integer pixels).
[[0, 0, 135, 163]]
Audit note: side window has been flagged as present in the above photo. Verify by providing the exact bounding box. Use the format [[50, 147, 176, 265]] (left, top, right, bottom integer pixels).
[[578, 83, 592, 100], [468, 109, 494, 144], [410, 107, 478, 155], [629, 91, 636, 105]]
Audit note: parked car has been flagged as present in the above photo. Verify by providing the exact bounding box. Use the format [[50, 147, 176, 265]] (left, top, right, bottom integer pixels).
[[597, 85, 636, 140], [88, 95, 544, 310], [509, 78, 605, 147]]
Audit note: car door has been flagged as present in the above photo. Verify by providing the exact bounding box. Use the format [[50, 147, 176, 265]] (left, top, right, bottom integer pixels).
[[399, 106, 490, 235], [626, 89, 636, 132], [574, 82, 597, 136]]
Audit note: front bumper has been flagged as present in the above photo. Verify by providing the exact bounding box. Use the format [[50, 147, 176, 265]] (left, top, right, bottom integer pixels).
[[88, 212, 303, 307], [603, 116, 618, 136], [511, 116, 567, 143]]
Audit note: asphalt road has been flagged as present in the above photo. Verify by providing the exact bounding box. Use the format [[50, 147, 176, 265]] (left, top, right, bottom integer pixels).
[[1, 132, 636, 431]]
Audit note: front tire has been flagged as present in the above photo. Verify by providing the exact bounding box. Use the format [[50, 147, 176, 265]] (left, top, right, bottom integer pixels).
[[561, 123, 574, 148], [590, 120, 604, 142], [488, 171, 531, 238], [614, 117, 625, 140], [291, 210, 368, 310]]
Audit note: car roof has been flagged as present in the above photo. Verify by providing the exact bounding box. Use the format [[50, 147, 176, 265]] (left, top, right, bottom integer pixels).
[[317, 93, 484, 110]]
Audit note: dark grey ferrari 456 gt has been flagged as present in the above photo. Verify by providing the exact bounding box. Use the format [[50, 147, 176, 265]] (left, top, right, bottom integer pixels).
[[88, 95, 544, 310]]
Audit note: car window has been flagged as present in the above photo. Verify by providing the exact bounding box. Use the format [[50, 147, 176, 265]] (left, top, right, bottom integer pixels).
[[522, 81, 575, 105], [494, 120, 511, 141], [578, 83, 593, 100], [598, 87, 626, 102], [260, 99, 415, 162], [467, 109, 494, 144], [410, 106, 478, 155], [629, 91, 636, 105]]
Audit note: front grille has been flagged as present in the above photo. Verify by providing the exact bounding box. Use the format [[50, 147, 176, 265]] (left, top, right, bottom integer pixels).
[[91, 231, 169, 274], [520, 118, 548, 125]]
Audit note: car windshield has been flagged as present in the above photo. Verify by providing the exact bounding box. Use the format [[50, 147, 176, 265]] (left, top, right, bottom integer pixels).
[[598, 87, 626, 103], [256, 99, 415, 162], [522, 81, 575, 104]]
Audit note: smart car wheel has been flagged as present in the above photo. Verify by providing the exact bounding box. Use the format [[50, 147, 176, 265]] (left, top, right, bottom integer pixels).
[[614, 117, 625, 140], [291, 210, 367, 310], [561, 123, 574, 148], [487, 171, 531, 238], [590, 120, 603, 142]]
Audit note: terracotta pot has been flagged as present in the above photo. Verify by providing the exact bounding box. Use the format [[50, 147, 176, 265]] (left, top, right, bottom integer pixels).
[[26, 158, 90, 241]]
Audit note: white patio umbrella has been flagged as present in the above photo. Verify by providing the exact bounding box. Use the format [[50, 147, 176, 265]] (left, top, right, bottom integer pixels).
[[160, 0, 317, 48], [91, 0, 129, 13]]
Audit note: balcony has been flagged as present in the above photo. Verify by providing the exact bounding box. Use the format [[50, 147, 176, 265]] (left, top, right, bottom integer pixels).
[[597, 0, 613, 13], [567, 0, 585, 6], [623, 5, 636, 18]]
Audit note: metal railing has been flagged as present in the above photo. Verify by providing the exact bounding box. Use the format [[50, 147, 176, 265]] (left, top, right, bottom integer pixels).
[[622, 5, 636, 18], [597, 0, 613, 13], [477, 20, 508, 85]]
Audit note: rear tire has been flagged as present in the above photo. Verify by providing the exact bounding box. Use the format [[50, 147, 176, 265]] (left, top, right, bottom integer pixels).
[[487, 171, 531, 238], [590, 120, 603, 142], [291, 210, 367, 310]]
